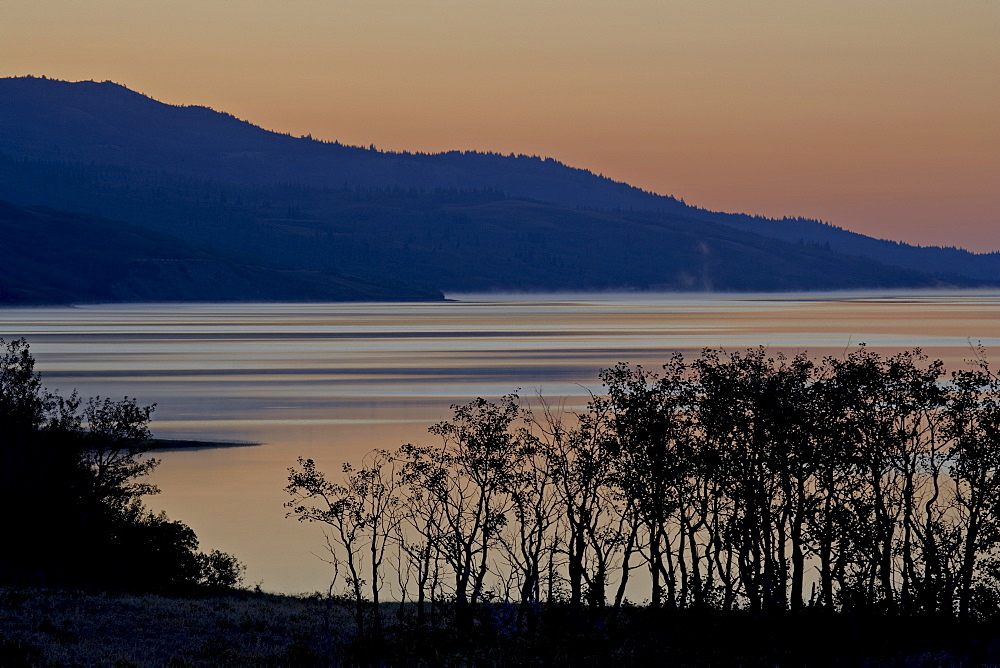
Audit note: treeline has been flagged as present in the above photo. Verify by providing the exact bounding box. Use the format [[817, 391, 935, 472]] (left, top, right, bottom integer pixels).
[[288, 345, 1000, 632], [0, 338, 243, 591]]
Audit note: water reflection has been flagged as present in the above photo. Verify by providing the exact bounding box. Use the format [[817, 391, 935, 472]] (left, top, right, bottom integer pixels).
[[1, 291, 998, 593]]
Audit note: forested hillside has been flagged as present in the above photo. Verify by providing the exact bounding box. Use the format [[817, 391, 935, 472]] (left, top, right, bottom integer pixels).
[[0, 158, 982, 296], [2, 76, 997, 300], [0, 200, 441, 304], [2, 75, 998, 291]]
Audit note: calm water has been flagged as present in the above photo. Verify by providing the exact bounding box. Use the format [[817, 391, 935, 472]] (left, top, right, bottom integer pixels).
[[2, 291, 998, 593]]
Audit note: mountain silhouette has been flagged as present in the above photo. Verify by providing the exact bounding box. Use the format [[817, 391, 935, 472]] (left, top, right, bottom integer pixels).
[[0, 76, 688, 212], [1, 76, 996, 301]]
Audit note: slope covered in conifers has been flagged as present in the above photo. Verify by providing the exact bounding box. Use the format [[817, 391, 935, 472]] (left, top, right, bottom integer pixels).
[[0, 200, 441, 304], [1, 76, 996, 296]]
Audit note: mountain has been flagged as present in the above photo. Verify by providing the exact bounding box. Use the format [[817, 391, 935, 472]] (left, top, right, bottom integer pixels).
[[0, 76, 996, 298], [0, 201, 441, 304], [0, 76, 687, 212], [0, 160, 974, 295], [708, 215, 1000, 282]]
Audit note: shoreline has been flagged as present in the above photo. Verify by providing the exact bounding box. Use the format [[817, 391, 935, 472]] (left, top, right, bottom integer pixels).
[[146, 438, 262, 452]]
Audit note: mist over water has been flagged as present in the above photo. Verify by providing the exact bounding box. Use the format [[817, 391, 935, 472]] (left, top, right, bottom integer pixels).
[[2, 291, 998, 593]]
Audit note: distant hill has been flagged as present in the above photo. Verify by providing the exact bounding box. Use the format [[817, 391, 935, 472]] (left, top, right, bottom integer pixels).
[[1, 75, 997, 297], [0, 200, 441, 304], [0, 76, 688, 212], [0, 163, 977, 295], [708, 215, 1000, 282]]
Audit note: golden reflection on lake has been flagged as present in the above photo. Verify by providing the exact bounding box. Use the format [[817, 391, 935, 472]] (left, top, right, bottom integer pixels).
[[1, 291, 998, 593]]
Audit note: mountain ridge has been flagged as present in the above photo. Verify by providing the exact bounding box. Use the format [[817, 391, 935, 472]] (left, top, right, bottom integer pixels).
[[1, 75, 997, 299], [0, 76, 693, 214]]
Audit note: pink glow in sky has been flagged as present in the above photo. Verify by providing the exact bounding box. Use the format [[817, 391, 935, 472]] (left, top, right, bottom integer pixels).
[[4, 0, 998, 251]]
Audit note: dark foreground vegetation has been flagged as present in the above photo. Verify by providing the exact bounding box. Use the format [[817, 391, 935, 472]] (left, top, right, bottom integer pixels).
[[7, 334, 1000, 665], [0, 337, 243, 592], [0, 587, 327, 666], [286, 344, 1000, 664], [5, 587, 1000, 666]]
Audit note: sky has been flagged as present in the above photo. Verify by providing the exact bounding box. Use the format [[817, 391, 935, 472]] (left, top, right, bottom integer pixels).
[[3, 0, 998, 251]]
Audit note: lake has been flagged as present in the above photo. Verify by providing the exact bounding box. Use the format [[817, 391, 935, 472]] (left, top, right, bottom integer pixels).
[[2, 291, 999, 593]]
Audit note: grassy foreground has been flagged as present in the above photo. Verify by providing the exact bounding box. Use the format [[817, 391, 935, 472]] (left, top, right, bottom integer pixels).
[[0, 587, 335, 666], [5, 586, 1000, 666]]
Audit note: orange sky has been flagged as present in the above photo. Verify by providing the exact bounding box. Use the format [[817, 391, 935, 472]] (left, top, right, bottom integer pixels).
[[4, 0, 998, 251]]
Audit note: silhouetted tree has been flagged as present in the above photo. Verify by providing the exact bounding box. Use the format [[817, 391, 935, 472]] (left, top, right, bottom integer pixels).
[[949, 350, 1000, 618], [286, 451, 402, 634], [288, 344, 1000, 633], [425, 395, 524, 609], [0, 338, 243, 591]]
